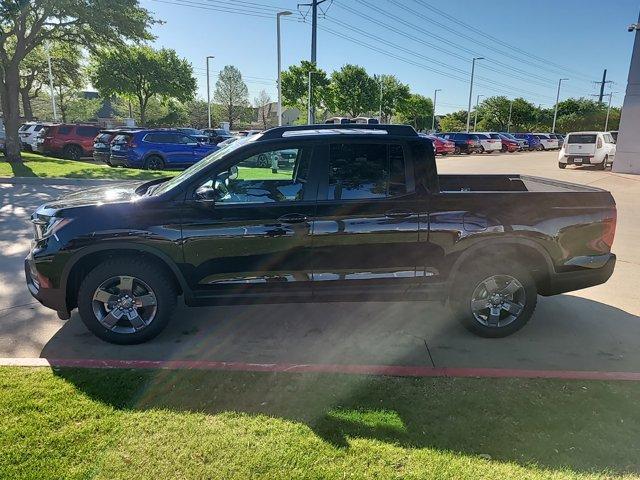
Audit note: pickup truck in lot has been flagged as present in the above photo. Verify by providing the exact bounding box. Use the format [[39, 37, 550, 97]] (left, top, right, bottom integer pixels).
[[25, 124, 617, 344]]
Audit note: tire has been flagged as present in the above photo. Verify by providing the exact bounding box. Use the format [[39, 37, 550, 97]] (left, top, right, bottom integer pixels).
[[558, 162, 566, 169], [257, 153, 269, 168], [450, 260, 537, 338], [63, 144, 82, 161], [479, 146, 485, 153], [77, 257, 178, 344], [537, 144, 544, 151], [145, 155, 165, 170], [596, 156, 607, 170], [454, 146, 461, 155]]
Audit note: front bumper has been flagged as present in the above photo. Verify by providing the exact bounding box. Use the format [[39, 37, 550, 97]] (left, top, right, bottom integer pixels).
[[25, 254, 68, 315], [540, 254, 616, 296]]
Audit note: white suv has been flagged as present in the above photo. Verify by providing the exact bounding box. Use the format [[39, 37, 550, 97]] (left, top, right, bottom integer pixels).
[[534, 133, 559, 150], [18, 122, 47, 151], [558, 132, 616, 169]]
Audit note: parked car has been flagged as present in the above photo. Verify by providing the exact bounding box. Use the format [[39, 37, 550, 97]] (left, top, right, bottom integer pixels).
[[237, 129, 262, 137], [549, 133, 564, 149], [438, 132, 483, 154], [18, 122, 47, 151], [25, 123, 617, 344], [36, 124, 101, 160], [499, 132, 529, 150], [109, 129, 219, 170], [93, 129, 136, 165], [420, 133, 455, 155], [493, 133, 520, 152], [513, 133, 542, 151], [176, 127, 210, 144], [475, 133, 505, 153], [217, 136, 240, 148], [558, 131, 616, 170], [534, 133, 559, 150], [203, 128, 233, 144]]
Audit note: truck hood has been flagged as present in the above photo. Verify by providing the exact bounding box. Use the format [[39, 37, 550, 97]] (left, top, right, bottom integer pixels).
[[34, 182, 146, 217]]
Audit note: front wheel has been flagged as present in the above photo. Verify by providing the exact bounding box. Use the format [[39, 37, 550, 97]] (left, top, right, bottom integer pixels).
[[77, 257, 177, 344], [450, 262, 537, 338]]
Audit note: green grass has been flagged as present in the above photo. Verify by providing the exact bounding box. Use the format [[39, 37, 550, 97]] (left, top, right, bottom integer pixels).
[[0, 152, 176, 180], [2, 367, 640, 479]]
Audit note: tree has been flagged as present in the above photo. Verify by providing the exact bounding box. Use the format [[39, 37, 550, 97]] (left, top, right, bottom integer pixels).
[[375, 74, 410, 123], [214, 65, 249, 130], [439, 110, 467, 132], [328, 64, 378, 118], [281, 60, 330, 115], [253, 90, 273, 130], [0, 0, 154, 161], [184, 99, 215, 129], [91, 46, 196, 126], [396, 93, 433, 131]]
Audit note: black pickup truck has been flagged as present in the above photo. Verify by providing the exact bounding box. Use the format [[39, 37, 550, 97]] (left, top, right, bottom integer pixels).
[[25, 124, 617, 344]]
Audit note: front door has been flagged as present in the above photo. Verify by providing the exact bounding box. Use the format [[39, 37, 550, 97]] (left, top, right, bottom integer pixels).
[[310, 141, 423, 299], [181, 144, 318, 302]]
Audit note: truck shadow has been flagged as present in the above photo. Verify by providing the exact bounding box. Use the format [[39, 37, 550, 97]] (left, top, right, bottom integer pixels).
[[42, 296, 640, 476]]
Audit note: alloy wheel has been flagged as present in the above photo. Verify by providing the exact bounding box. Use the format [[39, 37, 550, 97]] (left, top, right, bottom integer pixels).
[[91, 275, 158, 334], [470, 274, 526, 328]]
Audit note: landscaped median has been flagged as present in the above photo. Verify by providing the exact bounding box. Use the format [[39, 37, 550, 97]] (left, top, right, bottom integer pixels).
[[1, 367, 639, 479], [0, 152, 176, 180]]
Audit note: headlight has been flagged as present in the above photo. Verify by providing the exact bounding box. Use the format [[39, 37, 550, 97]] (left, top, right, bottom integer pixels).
[[33, 217, 72, 240]]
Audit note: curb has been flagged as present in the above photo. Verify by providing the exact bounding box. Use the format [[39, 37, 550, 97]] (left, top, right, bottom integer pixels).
[[2, 357, 640, 381], [0, 177, 138, 186]]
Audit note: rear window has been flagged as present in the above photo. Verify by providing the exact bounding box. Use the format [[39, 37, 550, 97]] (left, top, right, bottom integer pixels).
[[19, 125, 31, 132], [95, 133, 113, 143], [112, 134, 132, 144], [567, 134, 596, 144], [34, 125, 44, 132]]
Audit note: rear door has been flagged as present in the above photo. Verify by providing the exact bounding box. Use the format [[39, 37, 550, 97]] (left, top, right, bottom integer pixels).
[[566, 133, 597, 156], [310, 139, 422, 298]]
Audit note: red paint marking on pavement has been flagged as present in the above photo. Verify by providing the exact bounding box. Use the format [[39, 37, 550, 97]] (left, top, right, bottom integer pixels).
[[2, 357, 640, 381]]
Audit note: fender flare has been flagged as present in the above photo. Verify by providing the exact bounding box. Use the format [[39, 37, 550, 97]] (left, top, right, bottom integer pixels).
[[61, 241, 191, 296]]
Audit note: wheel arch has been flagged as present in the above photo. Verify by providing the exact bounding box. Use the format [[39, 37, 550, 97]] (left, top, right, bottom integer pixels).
[[62, 243, 190, 311]]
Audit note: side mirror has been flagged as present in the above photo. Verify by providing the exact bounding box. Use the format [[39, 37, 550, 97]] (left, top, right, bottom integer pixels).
[[229, 165, 238, 180], [195, 182, 217, 202]]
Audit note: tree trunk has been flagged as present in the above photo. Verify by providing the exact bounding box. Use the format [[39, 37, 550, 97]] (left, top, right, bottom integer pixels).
[[228, 103, 234, 130], [139, 97, 147, 126], [1, 66, 23, 161], [20, 87, 33, 121]]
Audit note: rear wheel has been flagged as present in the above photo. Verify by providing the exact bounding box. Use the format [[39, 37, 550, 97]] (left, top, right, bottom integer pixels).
[[450, 261, 537, 338], [63, 144, 82, 161], [257, 153, 270, 167], [596, 156, 608, 170], [558, 162, 567, 169], [454, 146, 461, 155], [145, 155, 165, 170], [77, 257, 177, 344]]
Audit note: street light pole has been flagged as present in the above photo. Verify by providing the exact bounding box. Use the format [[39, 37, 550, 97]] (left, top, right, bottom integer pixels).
[[206, 55, 215, 129], [507, 99, 513, 133], [432, 88, 441, 132], [277, 11, 292, 126], [379, 78, 383, 121], [307, 71, 313, 124], [604, 92, 617, 131], [552, 78, 569, 133], [466, 57, 483, 132], [44, 42, 57, 121], [473, 94, 483, 132]]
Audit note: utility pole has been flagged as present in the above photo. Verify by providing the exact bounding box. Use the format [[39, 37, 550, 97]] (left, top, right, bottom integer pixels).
[[299, 0, 328, 123], [379, 78, 383, 121], [432, 88, 441, 132], [473, 94, 483, 132], [307, 71, 313, 124], [507, 99, 513, 133], [604, 92, 617, 131], [552, 78, 569, 133], [597, 69, 611, 102], [277, 11, 292, 126], [206, 55, 214, 129], [466, 57, 483, 132], [44, 41, 58, 121]]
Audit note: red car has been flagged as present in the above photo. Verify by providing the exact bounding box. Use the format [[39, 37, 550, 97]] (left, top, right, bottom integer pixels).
[[35, 124, 101, 160], [495, 133, 520, 153], [424, 134, 456, 155]]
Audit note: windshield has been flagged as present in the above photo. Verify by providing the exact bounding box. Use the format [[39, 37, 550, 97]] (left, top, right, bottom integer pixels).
[[152, 134, 262, 195]]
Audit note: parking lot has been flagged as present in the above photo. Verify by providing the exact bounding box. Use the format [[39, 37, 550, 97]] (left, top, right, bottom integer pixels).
[[1, 150, 639, 373]]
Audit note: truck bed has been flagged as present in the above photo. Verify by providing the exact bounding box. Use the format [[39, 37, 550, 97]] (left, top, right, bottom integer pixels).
[[438, 174, 606, 193]]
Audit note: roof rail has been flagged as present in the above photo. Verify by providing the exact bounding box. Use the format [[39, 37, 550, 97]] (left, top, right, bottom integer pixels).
[[260, 123, 417, 140]]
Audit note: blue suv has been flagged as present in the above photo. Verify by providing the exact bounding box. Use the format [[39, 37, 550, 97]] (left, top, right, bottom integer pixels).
[[513, 133, 542, 151], [109, 129, 219, 170]]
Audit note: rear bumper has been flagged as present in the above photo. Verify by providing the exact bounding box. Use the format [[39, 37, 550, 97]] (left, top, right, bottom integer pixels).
[[561, 155, 600, 165], [540, 254, 616, 296], [93, 151, 111, 164], [109, 154, 141, 168]]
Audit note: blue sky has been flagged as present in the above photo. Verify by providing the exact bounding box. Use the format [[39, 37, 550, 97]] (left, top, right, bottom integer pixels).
[[141, 0, 639, 114]]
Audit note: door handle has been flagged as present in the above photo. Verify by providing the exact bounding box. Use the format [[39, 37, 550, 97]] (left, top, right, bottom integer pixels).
[[385, 210, 414, 219], [277, 213, 308, 223]]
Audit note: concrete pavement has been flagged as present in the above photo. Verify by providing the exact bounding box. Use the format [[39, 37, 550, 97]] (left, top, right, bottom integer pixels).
[[1, 151, 639, 374]]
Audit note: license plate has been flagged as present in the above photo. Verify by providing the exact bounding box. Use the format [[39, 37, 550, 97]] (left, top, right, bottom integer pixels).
[[574, 158, 582, 164], [94, 142, 106, 148], [112, 145, 121, 150]]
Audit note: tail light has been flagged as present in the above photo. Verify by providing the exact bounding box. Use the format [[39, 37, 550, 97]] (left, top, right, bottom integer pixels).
[[601, 207, 617, 250], [597, 137, 603, 148], [466, 139, 475, 145]]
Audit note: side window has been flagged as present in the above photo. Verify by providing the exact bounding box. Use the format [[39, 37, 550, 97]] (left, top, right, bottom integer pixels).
[[57, 125, 72, 135], [178, 135, 195, 144], [327, 143, 407, 200], [144, 133, 160, 143], [77, 126, 99, 137], [198, 147, 311, 204]]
